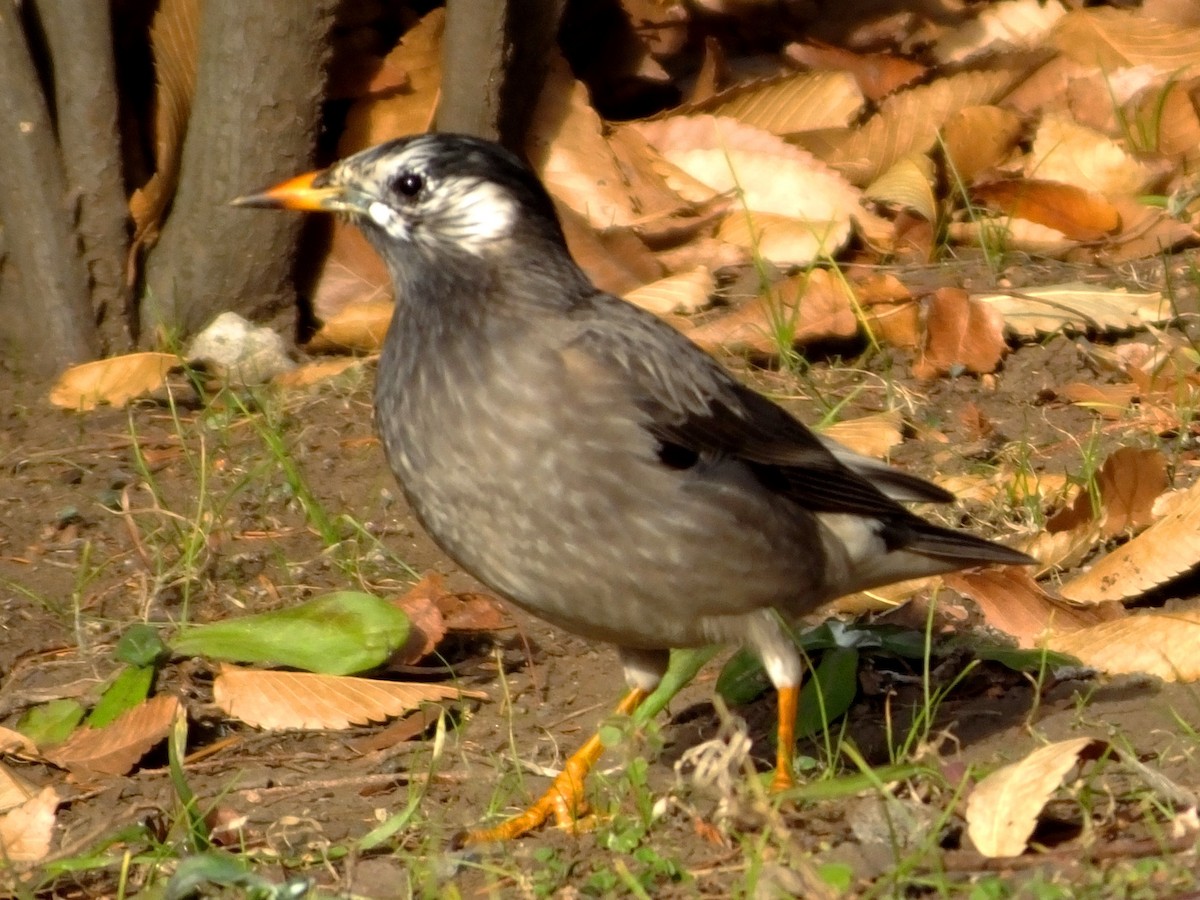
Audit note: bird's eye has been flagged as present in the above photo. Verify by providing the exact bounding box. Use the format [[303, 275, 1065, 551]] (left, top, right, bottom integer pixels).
[[393, 172, 424, 198]]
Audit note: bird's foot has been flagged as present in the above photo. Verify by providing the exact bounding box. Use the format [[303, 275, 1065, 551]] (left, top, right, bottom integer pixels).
[[454, 749, 597, 845], [769, 766, 796, 794]]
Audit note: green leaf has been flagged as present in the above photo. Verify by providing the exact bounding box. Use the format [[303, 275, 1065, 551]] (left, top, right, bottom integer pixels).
[[116, 623, 169, 667], [86, 664, 155, 728], [975, 644, 1080, 672], [715, 647, 771, 705], [18, 699, 85, 747], [169, 591, 410, 675], [797, 646, 859, 738]]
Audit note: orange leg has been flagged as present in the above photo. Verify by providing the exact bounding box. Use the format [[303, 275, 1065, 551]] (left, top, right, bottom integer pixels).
[[457, 686, 649, 845], [769, 683, 798, 793]]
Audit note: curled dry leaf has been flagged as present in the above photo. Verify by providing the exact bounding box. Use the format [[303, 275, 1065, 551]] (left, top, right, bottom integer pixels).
[[44, 694, 181, 777], [823, 69, 1022, 186], [0, 785, 60, 864], [49, 352, 179, 411], [1045, 610, 1200, 681], [784, 42, 925, 102], [970, 180, 1120, 241], [392, 577, 449, 665], [966, 737, 1099, 858], [1059, 477, 1200, 605], [623, 267, 715, 315], [943, 568, 1105, 648], [213, 665, 484, 731], [865, 155, 937, 222]]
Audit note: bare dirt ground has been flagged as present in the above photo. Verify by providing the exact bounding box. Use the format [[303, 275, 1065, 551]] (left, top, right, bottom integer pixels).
[[5, 254, 1200, 897]]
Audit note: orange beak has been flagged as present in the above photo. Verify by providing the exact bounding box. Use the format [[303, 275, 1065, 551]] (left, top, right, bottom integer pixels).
[[231, 169, 347, 212]]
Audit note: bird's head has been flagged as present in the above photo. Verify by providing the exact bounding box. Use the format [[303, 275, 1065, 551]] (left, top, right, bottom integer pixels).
[[234, 133, 568, 264]]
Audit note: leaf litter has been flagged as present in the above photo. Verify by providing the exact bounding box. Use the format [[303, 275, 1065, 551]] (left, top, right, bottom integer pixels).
[[15, 0, 1200, 893]]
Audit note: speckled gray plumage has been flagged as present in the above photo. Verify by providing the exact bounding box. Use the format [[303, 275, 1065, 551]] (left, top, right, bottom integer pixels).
[[252, 133, 1032, 694]]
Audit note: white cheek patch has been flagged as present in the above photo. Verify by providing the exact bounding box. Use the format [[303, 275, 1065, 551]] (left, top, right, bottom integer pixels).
[[367, 199, 411, 241], [435, 179, 517, 254]]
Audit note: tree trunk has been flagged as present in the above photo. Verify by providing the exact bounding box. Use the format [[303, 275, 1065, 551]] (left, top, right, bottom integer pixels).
[[33, 0, 132, 355], [439, 0, 564, 150], [0, 6, 99, 374], [141, 1, 337, 340]]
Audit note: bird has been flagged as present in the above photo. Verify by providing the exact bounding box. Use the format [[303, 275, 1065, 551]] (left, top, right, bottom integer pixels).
[[233, 132, 1034, 844]]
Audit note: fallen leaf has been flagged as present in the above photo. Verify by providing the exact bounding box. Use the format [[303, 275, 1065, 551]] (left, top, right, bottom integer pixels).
[[1046, 610, 1200, 680], [971, 180, 1120, 241], [821, 412, 903, 459], [1029, 114, 1162, 196], [273, 358, 367, 389], [912, 288, 1008, 379], [0, 785, 60, 863], [392, 578, 449, 665], [975, 283, 1168, 339], [941, 106, 1024, 183], [44, 694, 180, 777], [49, 352, 180, 411], [623, 267, 715, 315], [305, 300, 394, 353], [0, 761, 36, 814], [684, 69, 865, 135], [934, 0, 1067, 64], [966, 737, 1099, 857], [213, 666, 483, 730], [943, 568, 1103, 648], [689, 269, 858, 355], [1052, 6, 1200, 73], [1059, 477, 1200, 604], [784, 42, 925, 101]]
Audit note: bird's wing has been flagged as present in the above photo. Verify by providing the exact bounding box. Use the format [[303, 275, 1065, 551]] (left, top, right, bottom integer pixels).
[[565, 296, 937, 520]]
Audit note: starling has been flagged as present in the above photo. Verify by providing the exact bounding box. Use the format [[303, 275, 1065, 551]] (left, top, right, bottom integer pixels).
[[234, 133, 1033, 843]]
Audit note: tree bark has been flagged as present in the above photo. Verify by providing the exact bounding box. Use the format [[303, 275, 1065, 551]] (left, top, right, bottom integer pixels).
[[33, 0, 132, 355], [439, 0, 564, 150], [0, 6, 99, 374], [141, 2, 337, 340]]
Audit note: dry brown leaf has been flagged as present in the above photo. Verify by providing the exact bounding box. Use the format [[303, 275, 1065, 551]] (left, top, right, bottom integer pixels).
[[943, 568, 1103, 648], [310, 223, 391, 322], [689, 269, 857, 355], [1052, 7, 1200, 74], [941, 106, 1024, 184], [1097, 196, 1199, 265], [784, 42, 925, 102], [273, 358, 367, 390], [555, 199, 661, 296], [0, 761, 36, 814], [630, 115, 859, 264], [45, 694, 180, 777], [821, 411, 903, 459], [49, 352, 179, 411], [127, 0, 201, 266], [0, 727, 38, 757], [305, 301, 394, 354], [338, 9, 442, 154], [934, 0, 1067, 65], [213, 666, 483, 730], [389, 574, 450, 666], [966, 737, 1098, 857], [686, 70, 865, 135], [864, 155, 937, 222], [0, 785, 60, 864], [863, 300, 921, 349], [971, 180, 1120, 241], [1045, 447, 1167, 541], [1046, 610, 1200, 680], [975, 283, 1168, 339], [825, 70, 1021, 186], [1029, 114, 1161, 196], [528, 53, 637, 228], [624, 267, 714, 315], [1017, 517, 1104, 574], [1059, 477, 1200, 605], [913, 288, 1008, 380], [439, 592, 513, 632], [1058, 381, 1139, 418]]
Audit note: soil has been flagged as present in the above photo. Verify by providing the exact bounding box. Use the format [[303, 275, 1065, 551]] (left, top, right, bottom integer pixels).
[[4, 253, 1200, 897]]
